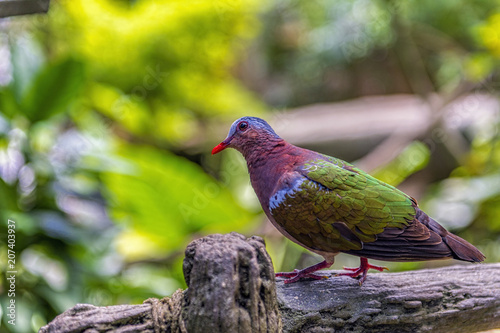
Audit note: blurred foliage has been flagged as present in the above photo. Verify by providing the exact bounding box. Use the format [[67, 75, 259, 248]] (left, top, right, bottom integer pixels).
[[478, 12, 500, 57], [0, 0, 264, 331], [47, 0, 266, 143], [249, 0, 500, 106], [421, 111, 500, 252], [0, 0, 499, 332], [371, 141, 431, 186], [103, 144, 253, 259]]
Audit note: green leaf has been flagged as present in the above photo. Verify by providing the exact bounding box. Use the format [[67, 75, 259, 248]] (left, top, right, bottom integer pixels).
[[101, 144, 254, 259], [21, 58, 86, 123], [0, 86, 21, 119], [0, 178, 18, 211]]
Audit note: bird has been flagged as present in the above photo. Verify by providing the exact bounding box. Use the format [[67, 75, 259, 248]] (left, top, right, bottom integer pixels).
[[212, 116, 485, 284]]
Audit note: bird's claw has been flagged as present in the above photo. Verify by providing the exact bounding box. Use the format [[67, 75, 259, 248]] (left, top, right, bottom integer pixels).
[[275, 269, 300, 278], [336, 259, 388, 285], [341, 264, 388, 272], [275, 260, 333, 284], [276, 271, 329, 284], [335, 270, 369, 285]]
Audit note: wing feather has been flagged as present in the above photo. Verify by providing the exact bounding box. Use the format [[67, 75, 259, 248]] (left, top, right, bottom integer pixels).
[[267, 155, 483, 262]]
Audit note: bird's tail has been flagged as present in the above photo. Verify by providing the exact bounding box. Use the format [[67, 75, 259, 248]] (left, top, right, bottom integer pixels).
[[443, 232, 485, 262], [417, 208, 485, 263]]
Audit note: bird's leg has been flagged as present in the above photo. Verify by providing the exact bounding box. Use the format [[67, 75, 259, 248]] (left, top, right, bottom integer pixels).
[[276, 260, 333, 284], [336, 257, 388, 285]]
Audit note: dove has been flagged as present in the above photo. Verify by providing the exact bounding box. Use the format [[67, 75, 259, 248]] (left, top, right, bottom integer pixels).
[[212, 117, 485, 284]]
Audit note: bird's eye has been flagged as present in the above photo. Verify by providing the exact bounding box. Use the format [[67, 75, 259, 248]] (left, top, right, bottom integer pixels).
[[238, 121, 249, 131]]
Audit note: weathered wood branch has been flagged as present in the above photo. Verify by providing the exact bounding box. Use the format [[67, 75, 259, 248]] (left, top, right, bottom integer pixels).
[[40, 233, 281, 333], [40, 233, 500, 333], [278, 264, 500, 333], [182, 233, 281, 332]]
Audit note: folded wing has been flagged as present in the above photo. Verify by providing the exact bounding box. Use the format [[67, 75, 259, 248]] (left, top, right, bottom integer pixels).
[[269, 156, 484, 262]]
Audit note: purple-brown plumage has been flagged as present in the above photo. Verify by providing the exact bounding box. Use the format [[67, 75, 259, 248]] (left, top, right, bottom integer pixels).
[[212, 116, 485, 284]]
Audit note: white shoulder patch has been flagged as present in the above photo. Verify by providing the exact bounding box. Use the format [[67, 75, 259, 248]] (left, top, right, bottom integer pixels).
[[269, 177, 305, 211]]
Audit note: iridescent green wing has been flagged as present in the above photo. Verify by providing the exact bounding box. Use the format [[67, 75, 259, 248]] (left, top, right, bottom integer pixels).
[[268, 156, 416, 253], [303, 156, 417, 241]]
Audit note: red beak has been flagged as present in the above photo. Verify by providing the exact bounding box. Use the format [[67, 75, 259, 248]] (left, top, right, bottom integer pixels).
[[212, 139, 231, 155]]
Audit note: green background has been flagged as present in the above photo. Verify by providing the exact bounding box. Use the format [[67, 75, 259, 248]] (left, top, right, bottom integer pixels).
[[0, 0, 500, 331]]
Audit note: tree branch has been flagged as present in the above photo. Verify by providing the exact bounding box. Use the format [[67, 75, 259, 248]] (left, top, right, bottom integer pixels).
[[278, 263, 500, 333], [39, 233, 500, 333]]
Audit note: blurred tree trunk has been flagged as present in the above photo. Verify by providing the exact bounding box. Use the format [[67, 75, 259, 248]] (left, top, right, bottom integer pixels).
[[0, 0, 50, 18]]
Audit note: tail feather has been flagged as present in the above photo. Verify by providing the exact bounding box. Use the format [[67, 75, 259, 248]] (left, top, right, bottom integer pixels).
[[443, 232, 485, 262], [344, 207, 486, 263], [418, 208, 485, 263]]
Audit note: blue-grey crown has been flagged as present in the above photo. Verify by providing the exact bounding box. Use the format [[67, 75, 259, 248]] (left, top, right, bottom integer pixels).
[[230, 116, 280, 138]]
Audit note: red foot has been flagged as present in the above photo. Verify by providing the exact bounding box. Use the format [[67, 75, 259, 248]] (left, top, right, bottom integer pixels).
[[336, 257, 388, 285], [275, 260, 333, 284]]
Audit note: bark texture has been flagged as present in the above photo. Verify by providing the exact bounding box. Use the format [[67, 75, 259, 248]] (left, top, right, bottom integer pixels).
[[39, 233, 500, 333], [182, 232, 281, 333], [278, 263, 500, 333], [38, 293, 185, 333], [39, 232, 281, 333]]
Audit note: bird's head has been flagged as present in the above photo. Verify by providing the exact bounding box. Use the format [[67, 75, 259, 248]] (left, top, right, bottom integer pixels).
[[212, 117, 280, 155]]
